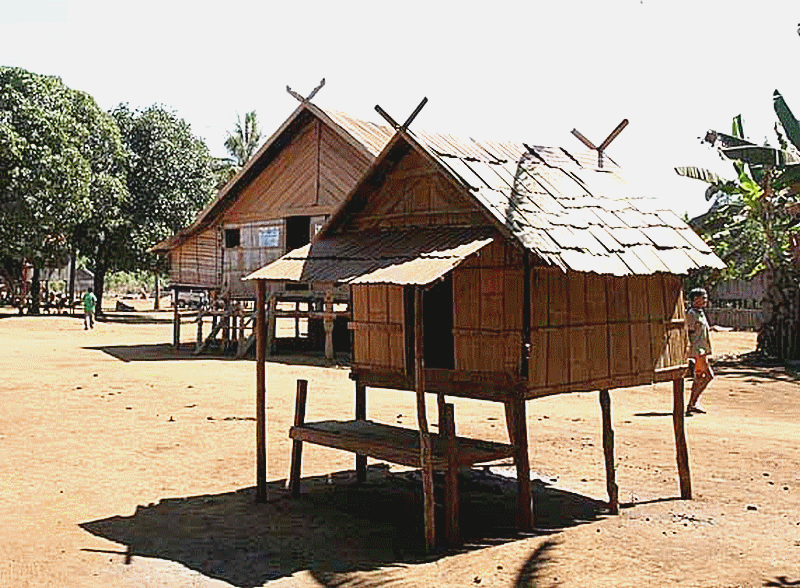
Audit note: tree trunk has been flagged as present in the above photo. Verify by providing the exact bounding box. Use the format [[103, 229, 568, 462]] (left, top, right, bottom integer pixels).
[[154, 273, 160, 310], [29, 265, 41, 315], [93, 264, 107, 317], [68, 243, 76, 316]]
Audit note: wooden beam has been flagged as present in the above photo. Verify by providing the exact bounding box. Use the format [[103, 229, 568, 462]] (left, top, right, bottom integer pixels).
[[355, 377, 367, 483], [255, 280, 268, 503], [599, 389, 619, 514], [401, 97, 428, 131], [672, 377, 692, 499], [172, 287, 181, 349], [441, 402, 460, 547], [414, 287, 436, 551], [505, 395, 533, 531], [288, 379, 308, 497]]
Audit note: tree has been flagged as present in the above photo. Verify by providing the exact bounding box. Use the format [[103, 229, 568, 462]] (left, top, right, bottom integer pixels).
[[90, 104, 218, 309], [676, 90, 800, 359], [0, 67, 128, 313], [224, 111, 262, 168]]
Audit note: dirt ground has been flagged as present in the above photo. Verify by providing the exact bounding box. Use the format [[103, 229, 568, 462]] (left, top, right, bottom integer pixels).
[[1, 304, 799, 588]]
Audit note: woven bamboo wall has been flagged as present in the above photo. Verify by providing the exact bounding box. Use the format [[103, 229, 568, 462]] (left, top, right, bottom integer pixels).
[[224, 220, 286, 298], [351, 284, 406, 370], [527, 269, 686, 396], [169, 229, 220, 288]]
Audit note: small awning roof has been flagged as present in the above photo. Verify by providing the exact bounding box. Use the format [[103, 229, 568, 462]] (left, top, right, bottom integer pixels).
[[244, 227, 497, 286]]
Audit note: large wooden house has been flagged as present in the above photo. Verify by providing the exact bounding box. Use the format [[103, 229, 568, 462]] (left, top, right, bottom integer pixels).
[[151, 102, 393, 300], [246, 122, 725, 548]]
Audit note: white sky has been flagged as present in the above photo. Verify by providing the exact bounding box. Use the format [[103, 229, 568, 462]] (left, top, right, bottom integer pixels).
[[2, 0, 799, 218]]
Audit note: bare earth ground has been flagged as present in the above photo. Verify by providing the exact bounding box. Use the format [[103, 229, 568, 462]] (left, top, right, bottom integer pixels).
[[1, 303, 799, 588]]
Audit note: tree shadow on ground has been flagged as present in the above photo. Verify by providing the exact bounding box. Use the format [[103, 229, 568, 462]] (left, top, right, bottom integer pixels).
[[765, 576, 800, 586], [80, 466, 604, 588], [712, 352, 800, 383]]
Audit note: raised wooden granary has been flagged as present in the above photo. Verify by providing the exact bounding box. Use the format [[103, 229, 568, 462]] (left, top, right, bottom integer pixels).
[[246, 117, 726, 549]]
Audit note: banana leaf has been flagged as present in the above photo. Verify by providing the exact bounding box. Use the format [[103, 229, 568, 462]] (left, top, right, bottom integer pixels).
[[774, 89, 800, 152]]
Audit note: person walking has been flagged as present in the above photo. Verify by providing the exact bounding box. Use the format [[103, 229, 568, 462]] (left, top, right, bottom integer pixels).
[[685, 287, 714, 415], [82, 288, 97, 330]]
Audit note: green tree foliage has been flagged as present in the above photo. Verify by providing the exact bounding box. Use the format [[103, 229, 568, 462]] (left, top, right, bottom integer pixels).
[[76, 104, 218, 310], [676, 91, 800, 358], [0, 67, 128, 313]]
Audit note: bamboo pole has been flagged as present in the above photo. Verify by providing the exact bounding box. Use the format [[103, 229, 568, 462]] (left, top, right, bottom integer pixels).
[[255, 281, 268, 503], [672, 377, 692, 499], [599, 389, 619, 514], [414, 287, 435, 551]]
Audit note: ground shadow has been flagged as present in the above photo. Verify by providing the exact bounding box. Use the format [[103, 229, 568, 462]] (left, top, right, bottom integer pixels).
[[765, 576, 800, 587], [633, 411, 674, 418], [712, 352, 800, 383], [96, 312, 174, 325], [87, 343, 351, 367], [80, 466, 604, 588]]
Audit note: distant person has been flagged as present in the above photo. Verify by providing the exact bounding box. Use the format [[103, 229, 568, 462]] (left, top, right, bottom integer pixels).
[[685, 287, 714, 415], [82, 288, 97, 330]]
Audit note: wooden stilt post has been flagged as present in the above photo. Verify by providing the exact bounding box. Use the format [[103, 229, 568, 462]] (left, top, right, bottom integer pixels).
[[414, 287, 436, 551], [672, 377, 692, 499], [238, 306, 246, 354], [266, 294, 277, 356], [599, 389, 619, 514], [288, 379, 308, 497], [441, 402, 459, 547], [172, 288, 181, 349], [196, 308, 204, 351], [255, 280, 268, 503], [324, 290, 334, 360], [505, 394, 533, 531], [355, 377, 367, 483]]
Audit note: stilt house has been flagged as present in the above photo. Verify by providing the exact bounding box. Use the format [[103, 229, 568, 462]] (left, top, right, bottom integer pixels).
[[246, 122, 726, 548], [150, 102, 393, 300]]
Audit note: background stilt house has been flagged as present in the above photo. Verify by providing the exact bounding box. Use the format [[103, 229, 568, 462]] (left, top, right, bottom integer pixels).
[[150, 102, 393, 352], [247, 124, 725, 548]]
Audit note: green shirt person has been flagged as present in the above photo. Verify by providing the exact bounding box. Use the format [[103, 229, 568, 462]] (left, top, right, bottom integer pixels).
[[82, 288, 97, 330]]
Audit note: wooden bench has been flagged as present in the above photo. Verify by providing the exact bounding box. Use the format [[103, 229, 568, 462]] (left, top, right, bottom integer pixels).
[[286, 380, 514, 547]]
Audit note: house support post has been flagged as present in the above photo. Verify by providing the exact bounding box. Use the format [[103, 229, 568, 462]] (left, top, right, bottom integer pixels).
[[255, 280, 268, 502], [441, 402, 460, 547], [288, 379, 308, 497], [599, 389, 619, 514], [196, 308, 204, 351], [355, 377, 367, 483], [266, 294, 277, 356], [505, 394, 533, 531], [172, 287, 181, 349], [672, 377, 692, 499], [414, 287, 435, 551], [324, 290, 334, 360]]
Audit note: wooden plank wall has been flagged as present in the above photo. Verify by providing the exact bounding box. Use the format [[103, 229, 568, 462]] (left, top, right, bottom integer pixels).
[[351, 284, 405, 370], [528, 270, 686, 395], [347, 149, 487, 231], [318, 125, 372, 209], [169, 229, 220, 288], [224, 220, 285, 299], [452, 239, 523, 374]]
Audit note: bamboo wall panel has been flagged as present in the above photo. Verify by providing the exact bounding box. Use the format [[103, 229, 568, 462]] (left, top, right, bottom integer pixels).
[[452, 240, 522, 374], [169, 229, 219, 288], [223, 220, 285, 298], [347, 150, 489, 231], [528, 269, 686, 396], [351, 284, 405, 371]]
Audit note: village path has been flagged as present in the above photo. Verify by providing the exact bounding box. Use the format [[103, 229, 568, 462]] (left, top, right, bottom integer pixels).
[[0, 306, 798, 588]]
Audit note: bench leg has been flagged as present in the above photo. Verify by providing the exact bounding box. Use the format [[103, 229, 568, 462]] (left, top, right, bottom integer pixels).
[[355, 379, 367, 483], [288, 379, 308, 497]]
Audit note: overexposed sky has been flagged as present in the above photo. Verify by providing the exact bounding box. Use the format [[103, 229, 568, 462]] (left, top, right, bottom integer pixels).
[[2, 0, 799, 217]]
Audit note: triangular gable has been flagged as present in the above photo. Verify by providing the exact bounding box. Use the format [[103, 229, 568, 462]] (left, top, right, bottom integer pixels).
[[150, 103, 392, 253], [320, 130, 516, 243]]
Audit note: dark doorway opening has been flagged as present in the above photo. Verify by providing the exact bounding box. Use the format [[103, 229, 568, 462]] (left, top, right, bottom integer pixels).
[[404, 278, 456, 373], [286, 216, 311, 252]]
